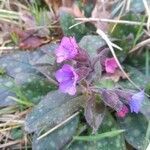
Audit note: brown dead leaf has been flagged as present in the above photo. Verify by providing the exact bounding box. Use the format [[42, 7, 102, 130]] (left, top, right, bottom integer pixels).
[[19, 36, 47, 50], [91, 0, 113, 32], [59, 3, 84, 17], [12, 28, 49, 50], [44, 0, 62, 15], [45, 0, 84, 17], [103, 69, 128, 82], [20, 11, 36, 29]]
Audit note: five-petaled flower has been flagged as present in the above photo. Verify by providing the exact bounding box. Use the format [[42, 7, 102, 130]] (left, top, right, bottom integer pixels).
[[129, 91, 144, 113], [55, 36, 78, 63], [104, 57, 118, 73], [55, 64, 78, 95]]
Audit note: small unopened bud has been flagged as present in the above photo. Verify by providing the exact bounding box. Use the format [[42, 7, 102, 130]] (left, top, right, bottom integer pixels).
[[115, 89, 133, 104], [74, 48, 90, 63], [101, 90, 124, 111]]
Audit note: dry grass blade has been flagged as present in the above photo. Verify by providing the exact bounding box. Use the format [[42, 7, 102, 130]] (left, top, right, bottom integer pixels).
[[125, 0, 131, 12], [0, 122, 23, 128], [0, 46, 19, 50], [129, 38, 150, 53], [38, 111, 80, 140], [0, 139, 23, 149], [146, 143, 150, 150], [75, 18, 148, 26], [0, 125, 21, 132], [111, 0, 126, 33], [143, 0, 150, 30]]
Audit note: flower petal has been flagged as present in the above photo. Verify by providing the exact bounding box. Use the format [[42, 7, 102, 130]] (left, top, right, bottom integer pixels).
[[105, 57, 118, 73], [55, 69, 71, 83], [55, 64, 78, 95], [55, 36, 78, 63], [129, 91, 144, 113], [59, 80, 76, 95], [117, 105, 129, 118]]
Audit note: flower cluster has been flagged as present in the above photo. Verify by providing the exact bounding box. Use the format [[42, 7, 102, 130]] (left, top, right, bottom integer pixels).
[[54, 36, 145, 117], [55, 36, 90, 95], [101, 89, 144, 117]]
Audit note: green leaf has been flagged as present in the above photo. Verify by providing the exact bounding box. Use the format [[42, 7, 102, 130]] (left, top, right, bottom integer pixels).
[[0, 51, 36, 77], [79, 35, 106, 58], [111, 13, 145, 60], [0, 76, 16, 107], [25, 91, 85, 133], [95, 79, 115, 89], [117, 113, 148, 150], [69, 112, 126, 150], [111, 13, 144, 39], [59, 12, 87, 41], [0, 67, 6, 75], [32, 115, 79, 150], [84, 95, 105, 133], [130, 0, 150, 13], [141, 97, 150, 120], [16, 73, 56, 104], [0, 45, 56, 107], [119, 66, 148, 89], [11, 127, 23, 140]]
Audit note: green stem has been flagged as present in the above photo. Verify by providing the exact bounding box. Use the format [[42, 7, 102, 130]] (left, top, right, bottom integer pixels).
[[133, 15, 146, 47], [144, 121, 150, 150], [145, 49, 149, 78]]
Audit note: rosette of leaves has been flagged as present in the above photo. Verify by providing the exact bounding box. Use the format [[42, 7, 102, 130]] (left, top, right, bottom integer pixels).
[[23, 35, 149, 149]]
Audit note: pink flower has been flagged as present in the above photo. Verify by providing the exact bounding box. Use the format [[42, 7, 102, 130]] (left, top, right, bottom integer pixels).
[[117, 105, 129, 118], [55, 36, 78, 63], [55, 64, 78, 95], [104, 57, 118, 73]]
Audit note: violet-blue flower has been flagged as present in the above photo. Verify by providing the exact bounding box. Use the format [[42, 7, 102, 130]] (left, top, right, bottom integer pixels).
[[55, 64, 78, 95], [129, 91, 144, 113], [55, 36, 78, 63]]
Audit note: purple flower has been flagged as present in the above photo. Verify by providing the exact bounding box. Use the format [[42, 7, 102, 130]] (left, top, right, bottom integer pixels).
[[55, 36, 78, 63], [129, 91, 144, 113], [55, 64, 78, 95]]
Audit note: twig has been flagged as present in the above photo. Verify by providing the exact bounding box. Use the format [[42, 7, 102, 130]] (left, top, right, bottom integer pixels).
[[38, 111, 80, 140]]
